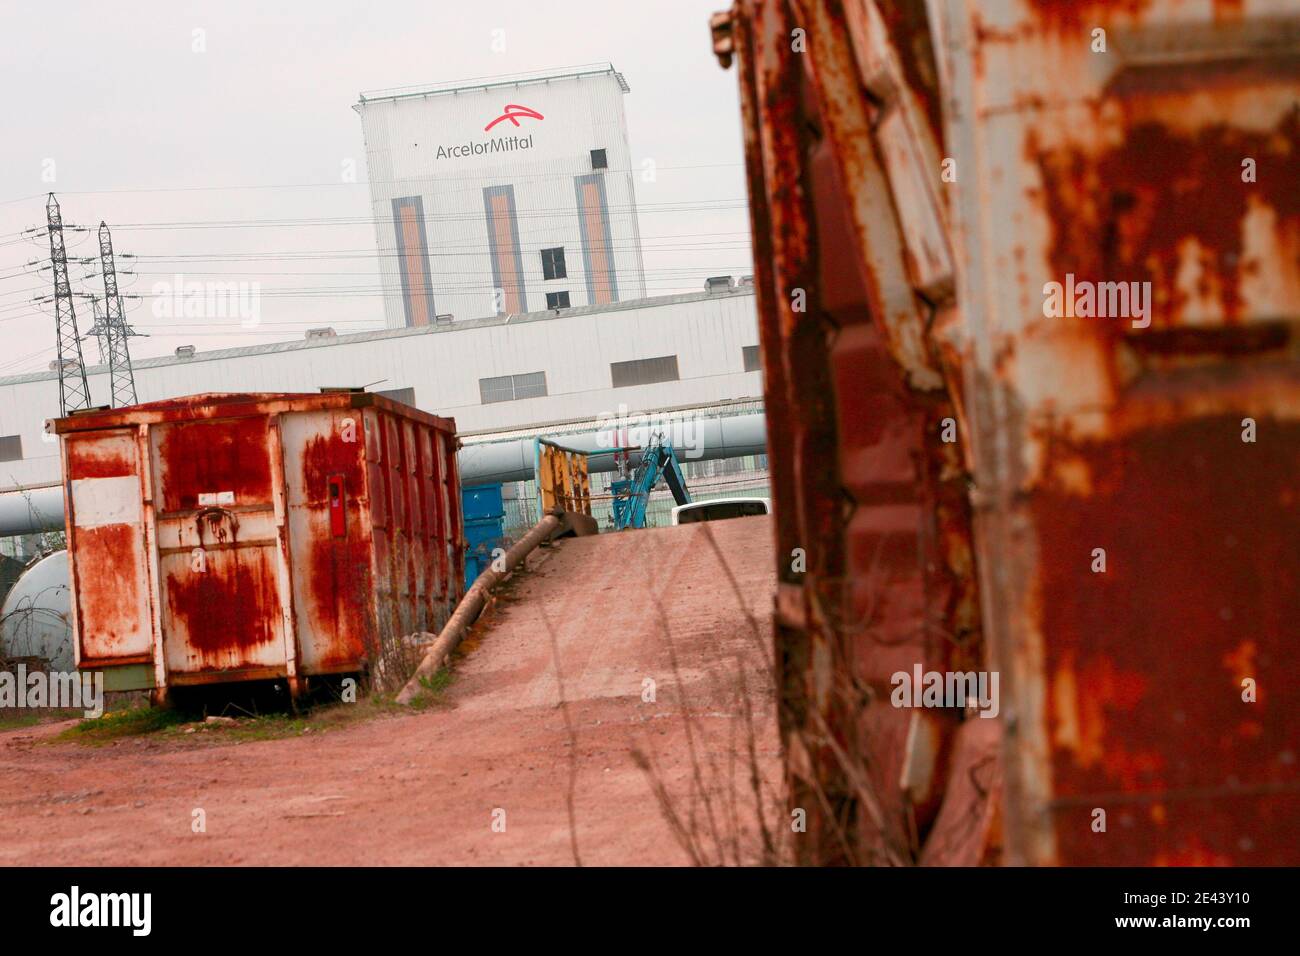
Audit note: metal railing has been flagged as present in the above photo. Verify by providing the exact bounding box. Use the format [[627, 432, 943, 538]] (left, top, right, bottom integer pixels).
[[533, 438, 594, 520]]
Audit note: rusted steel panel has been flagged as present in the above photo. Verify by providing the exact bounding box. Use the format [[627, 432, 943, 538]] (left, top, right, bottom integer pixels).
[[400, 418, 420, 640], [721, 0, 1300, 866], [932, 0, 1300, 865], [154, 416, 273, 512], [714, 11, 816, 861], [727, 0, 860, 864], [282, 408, 372, 673], [358, 404, 464, 684], [370, 410, 400, 674], [725, 0, 979, 865], [718, 0, 979, 865], [434, 428, 458, 606], [150, 417, 287, 677], [53, 392, 462, 696], [440, 430, 465, 598], [64, 430, 135, 478], [61, 430, 154, 666], [419, 427, 444, 611], [159, 535, 286, 675]]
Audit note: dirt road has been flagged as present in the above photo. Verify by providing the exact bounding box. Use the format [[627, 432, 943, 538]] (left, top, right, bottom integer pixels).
[[0, 516, 781, 866]]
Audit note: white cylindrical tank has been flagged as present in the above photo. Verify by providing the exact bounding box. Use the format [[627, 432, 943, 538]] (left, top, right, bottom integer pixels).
[[0, 549, 73, 673]]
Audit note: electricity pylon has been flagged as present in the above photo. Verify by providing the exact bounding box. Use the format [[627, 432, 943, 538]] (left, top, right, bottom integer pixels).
[[45, 194, 92, 416], [96, 221, 139, 407]]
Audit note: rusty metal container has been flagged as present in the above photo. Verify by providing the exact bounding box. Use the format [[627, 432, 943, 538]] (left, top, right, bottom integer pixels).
[[52, 392, 463, 699], [716, 0, 1300, 866]]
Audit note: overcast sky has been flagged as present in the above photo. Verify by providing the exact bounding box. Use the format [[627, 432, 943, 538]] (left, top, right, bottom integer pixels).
[[0, 0, 751, 376]]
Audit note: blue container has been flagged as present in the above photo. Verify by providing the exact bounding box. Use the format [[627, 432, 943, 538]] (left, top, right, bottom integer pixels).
[[461, 483, 506, 589]]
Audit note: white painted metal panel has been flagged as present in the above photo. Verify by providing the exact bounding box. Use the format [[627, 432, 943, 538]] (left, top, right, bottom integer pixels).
[[60, 431, 154, 664], [70, 476, 142, 528]]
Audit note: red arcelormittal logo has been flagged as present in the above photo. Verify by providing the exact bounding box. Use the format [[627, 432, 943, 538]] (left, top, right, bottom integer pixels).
[[484, 104, 544, 132]]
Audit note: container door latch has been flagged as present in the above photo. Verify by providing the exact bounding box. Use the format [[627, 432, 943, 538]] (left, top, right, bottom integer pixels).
[[328, 475, 346, 537]]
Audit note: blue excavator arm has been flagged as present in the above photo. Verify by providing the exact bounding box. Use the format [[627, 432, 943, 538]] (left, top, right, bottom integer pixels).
[[610, 434, 691, 530]]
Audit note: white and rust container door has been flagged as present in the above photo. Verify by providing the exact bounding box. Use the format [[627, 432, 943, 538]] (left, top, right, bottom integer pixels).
[[148, 413, 294, 685], [61, 428, 155, 672]]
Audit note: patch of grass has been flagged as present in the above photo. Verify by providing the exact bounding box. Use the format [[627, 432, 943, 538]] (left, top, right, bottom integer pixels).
[[409, 667, 455, 710], [418, 667, 454, 695], [58, 705, 188, 744], [52, 687, 444, 746], [220, 714, 313, 742], [0, 711, 45, 731]]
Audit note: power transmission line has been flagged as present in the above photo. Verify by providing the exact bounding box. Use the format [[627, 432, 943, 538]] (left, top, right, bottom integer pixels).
[[0, 162, 745, 202]]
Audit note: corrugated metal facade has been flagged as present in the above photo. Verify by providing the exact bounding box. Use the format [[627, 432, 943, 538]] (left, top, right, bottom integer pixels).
[[0, 289, 760, 490], [356, 67, 647, 327]]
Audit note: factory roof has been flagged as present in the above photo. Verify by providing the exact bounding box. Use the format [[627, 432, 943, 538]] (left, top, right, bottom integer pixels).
[[356, 63, 629, 107], [0, 285, 754, 387]]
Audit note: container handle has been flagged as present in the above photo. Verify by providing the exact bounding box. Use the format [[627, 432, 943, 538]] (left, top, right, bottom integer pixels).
[[328, 475, 347, 537]]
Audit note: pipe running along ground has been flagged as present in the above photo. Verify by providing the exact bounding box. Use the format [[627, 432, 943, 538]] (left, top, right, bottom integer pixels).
[[395, 510, 563, 705]]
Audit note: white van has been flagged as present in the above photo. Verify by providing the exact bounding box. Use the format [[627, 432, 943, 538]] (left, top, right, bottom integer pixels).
[[670, 497, 770, 525]]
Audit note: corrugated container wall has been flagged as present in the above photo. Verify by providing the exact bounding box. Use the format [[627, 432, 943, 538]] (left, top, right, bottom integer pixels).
[[53, 392, 464, 699], [718, 0, 1300, 867], [356, 67, 647, 328]]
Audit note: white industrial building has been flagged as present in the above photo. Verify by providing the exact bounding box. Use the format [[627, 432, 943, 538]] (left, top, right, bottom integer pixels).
[[0, 286, 761, 495], [355, 65, 647, 328]]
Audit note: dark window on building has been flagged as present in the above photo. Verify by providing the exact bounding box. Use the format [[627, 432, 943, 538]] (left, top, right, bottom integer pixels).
[[590, 148, 608, 170], [511, 371, 547, 400], [479, 371, 549, 404], [742, 345, 762, 372], [0, 435, 20, 463], [545, 291, 571, 310], [541, 247, 567, 280], [610, 355, 679, 388], [376, 386, 416, 407]]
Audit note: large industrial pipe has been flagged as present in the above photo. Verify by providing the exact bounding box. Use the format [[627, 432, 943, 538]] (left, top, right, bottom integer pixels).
[[0, 412, 768, 535], [0, 487, 63, 537], [458, 411, 767, 485]]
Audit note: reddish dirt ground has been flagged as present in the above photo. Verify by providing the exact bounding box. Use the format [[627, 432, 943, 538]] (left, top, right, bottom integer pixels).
[[0, 516, 781, 866]]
